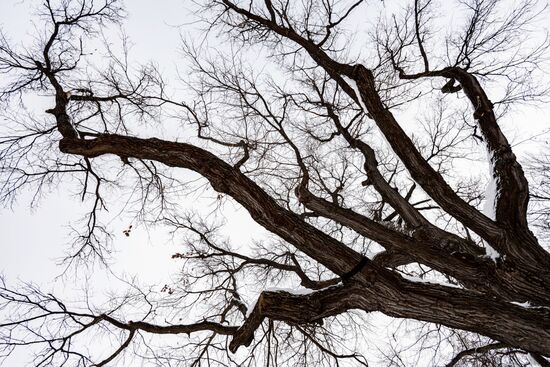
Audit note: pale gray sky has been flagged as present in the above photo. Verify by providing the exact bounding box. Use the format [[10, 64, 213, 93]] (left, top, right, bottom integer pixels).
[[0, 3, 270, 365], [1, 1, 549, 366], [0, 0, 266, 282]]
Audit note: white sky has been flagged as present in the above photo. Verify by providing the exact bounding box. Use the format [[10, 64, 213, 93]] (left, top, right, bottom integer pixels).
[[0, 2, 271, 363], [0, 0, 549, 365], [0, 0, 267, 282]]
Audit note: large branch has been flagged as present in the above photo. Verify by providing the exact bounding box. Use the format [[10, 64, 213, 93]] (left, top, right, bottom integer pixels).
[[99, 314, 238, 335], [399, 66, 550, 268], [227, 273, 550, 355], [219, 0, 504, 255], [296, 183, 550, 306], [439, 69, 529, 232], [220, 0, 550, 280], [368, 277, 550, 355], [59, 134, 367, 278], [229, 283, 364, 352]]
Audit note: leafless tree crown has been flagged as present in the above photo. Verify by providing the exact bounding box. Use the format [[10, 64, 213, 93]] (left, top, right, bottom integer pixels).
[[1, 0, 549, 366]]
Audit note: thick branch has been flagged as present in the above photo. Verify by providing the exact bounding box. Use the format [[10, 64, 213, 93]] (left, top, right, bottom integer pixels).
[[226, 273, 550, 355], [399, 66, 550, 268], [364, 277, 550, 355], [229, 283, 363, 352], [220, 0, 506, 258], [59, 134, 367, 278]]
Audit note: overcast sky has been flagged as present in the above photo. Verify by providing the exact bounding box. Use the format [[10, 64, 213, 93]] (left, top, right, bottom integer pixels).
[[2, 0, 548, 281], [0, 3, 271, 364], [1, 1, 549, 365], [0, 0, 269, 285]]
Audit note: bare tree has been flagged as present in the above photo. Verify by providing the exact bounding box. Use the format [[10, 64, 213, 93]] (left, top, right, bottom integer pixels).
[[1, 0, 549, 366]]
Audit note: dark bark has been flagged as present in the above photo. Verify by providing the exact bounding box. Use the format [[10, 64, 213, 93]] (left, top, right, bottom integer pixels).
[[3, 0, 550, 363], [58, 133, 550, 355]]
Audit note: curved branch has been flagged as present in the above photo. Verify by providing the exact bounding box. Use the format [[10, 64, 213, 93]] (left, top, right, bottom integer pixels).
[[59, 133, 366, 278], [94, 329, 136, 367], [398, 66, 550, 268], [229, 283, 364, 353]]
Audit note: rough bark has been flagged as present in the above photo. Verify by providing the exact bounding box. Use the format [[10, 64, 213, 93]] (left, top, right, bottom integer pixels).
[[58, 134, 550, 355], [7, 0, 549, 360]]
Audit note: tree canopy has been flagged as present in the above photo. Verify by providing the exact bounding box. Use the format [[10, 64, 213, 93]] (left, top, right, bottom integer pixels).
[[1, 0, 550, 366]]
